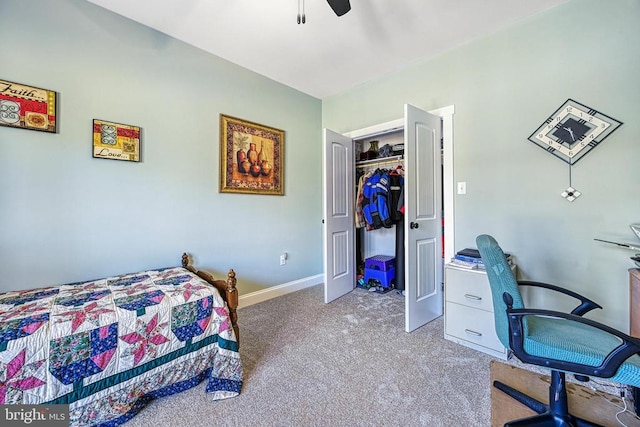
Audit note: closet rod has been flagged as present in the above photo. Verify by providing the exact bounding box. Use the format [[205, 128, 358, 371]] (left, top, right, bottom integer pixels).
[[355, 155, 404, 169]]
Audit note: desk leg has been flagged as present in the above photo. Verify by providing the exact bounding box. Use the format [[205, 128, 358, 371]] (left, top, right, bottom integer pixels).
[[633, 386, 639, 416]]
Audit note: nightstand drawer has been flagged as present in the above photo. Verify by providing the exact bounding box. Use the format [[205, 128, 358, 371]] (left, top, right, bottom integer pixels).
[[445, 301, 504, 352], [445, 267, 494, 311]]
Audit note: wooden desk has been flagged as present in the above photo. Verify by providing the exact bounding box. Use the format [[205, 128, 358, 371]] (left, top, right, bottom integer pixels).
[[631, 269, 640, 338]]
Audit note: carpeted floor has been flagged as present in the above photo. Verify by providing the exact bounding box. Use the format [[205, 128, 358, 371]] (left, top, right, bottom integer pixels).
[[125, 284, 501, 426]]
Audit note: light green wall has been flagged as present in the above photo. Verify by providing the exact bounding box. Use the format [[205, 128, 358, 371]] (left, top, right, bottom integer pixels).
[[323, 0, 640, 331], [2, 0, 639, 332], [0, 0, 322, 295]]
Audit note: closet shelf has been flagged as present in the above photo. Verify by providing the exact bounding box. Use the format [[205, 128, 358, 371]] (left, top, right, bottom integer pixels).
[[356, 155, 404, 169]]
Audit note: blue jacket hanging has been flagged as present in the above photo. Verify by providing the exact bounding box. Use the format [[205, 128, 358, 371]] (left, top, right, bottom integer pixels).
[[376, 170, 393, 228], [362, 171, 381, 229], [362, 169, 393, 229]]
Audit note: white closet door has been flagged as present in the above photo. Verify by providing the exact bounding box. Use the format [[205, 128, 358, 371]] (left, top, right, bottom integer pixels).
[[404, 104, 443, 332], [323, 129, 355, 303]]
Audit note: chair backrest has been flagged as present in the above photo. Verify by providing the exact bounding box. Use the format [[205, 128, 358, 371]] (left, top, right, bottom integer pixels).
[[476, 234, 524, 349]]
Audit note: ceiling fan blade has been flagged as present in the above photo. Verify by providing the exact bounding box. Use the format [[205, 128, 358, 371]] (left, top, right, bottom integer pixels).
[[326, 0, 351, 16]]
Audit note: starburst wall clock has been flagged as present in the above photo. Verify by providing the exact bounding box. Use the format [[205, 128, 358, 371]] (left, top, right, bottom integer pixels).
[[528, 99, 622, 201]]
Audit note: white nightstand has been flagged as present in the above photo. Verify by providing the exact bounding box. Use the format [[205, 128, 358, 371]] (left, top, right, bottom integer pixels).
[[444, 263, 516, 360]]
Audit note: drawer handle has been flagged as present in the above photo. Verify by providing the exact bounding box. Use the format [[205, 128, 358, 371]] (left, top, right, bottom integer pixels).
[[464, 329, 482, 337], [464, 294, 482, 301]]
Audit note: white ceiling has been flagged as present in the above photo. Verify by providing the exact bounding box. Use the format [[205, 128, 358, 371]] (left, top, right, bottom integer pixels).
[[86, 0, 568, 99]]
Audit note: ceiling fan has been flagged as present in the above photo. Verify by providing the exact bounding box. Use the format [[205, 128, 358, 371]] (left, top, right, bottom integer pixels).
[[327, 0, 351, 16], [297, 0, 351, 24]]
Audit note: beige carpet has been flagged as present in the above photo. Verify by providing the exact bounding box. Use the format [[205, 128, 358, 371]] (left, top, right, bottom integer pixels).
[[124, 284, 501, 426]]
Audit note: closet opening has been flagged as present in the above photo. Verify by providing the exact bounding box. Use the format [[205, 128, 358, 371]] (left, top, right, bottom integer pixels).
[[354, 131, 406, 295], [323, 103, 455, 332]]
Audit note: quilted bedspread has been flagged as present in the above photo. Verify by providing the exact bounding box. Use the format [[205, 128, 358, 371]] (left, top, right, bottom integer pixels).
[[0, 267, 243, 426]]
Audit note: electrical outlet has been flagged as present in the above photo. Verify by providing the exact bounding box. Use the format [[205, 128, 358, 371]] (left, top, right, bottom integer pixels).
[[280, 253, 287, 266]]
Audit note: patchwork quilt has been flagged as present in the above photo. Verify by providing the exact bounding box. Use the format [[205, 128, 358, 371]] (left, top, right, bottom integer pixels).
[[0, 267, 243, 426]]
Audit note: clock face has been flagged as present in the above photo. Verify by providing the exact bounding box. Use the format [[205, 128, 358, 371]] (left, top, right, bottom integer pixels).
[[528, 99, 622, 165]]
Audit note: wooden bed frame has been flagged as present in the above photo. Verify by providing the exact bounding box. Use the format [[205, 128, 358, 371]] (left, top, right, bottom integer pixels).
[[181, 253, 239, 344]]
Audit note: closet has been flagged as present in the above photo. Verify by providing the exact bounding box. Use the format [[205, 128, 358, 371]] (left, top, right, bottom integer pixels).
[[323, 104, 446, 332], [354, 134, 406, 291]]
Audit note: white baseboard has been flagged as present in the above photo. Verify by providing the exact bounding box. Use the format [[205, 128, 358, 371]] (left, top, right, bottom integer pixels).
[[238, 274, 324, 309]]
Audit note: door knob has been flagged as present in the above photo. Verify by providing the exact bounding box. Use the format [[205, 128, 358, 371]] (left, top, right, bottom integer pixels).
[[410, 222, 419, 229]]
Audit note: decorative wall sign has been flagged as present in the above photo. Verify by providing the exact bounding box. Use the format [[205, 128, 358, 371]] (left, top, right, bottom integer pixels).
[[220, 114, 284, 195], [528, 99, 622, 202], [92, 119, 140, 162], [0, 79, 57, 133]]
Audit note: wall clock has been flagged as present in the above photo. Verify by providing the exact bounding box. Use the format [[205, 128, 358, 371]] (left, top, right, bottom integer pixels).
[[528, 99, 622, 201], [528, 99, 622, 165]]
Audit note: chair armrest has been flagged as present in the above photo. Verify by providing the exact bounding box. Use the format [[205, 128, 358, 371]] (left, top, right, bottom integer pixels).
[[517, 280, 602, 316], [507, 307, 640, 379]]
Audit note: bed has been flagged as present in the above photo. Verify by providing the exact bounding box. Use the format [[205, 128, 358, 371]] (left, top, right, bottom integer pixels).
[[0, 253, 242, 426]]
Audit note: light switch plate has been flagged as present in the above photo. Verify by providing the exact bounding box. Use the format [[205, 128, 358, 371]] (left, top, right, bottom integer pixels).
[[457, 182, 467, 195]]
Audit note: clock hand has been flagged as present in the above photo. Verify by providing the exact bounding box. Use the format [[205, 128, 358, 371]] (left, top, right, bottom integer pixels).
[[563, 126, 576, 141]]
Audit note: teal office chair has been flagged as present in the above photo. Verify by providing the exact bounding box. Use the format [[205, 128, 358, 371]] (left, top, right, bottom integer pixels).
[[476, 234, 640, 426]]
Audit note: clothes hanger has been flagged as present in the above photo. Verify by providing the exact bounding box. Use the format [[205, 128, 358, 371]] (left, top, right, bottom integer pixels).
[[390, 165, 404, 176]]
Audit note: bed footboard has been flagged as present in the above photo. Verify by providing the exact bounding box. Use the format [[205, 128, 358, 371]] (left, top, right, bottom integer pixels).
[[182, 253, 239, 345]]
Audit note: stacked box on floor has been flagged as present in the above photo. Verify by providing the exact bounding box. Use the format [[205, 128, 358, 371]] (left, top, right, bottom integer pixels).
[[364, 255, 395, 288]]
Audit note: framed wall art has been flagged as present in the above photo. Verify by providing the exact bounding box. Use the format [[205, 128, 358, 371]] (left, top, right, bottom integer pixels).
[[220, 114, 285, 195], [93, 119, 141, 162], [0, 79, 57, 133]]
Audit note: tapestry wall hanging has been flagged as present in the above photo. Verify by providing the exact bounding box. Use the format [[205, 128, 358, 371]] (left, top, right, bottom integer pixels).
[[0, 79, 57, 133], [220, 114, 284, 195], [93, 119, 141, 162]]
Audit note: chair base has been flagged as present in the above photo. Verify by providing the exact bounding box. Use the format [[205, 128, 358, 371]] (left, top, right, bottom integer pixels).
[[494, 370, 603, 427]]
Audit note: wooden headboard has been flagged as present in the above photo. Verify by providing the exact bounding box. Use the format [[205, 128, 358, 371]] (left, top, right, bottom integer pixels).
[[181, 253, 239, 345]]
